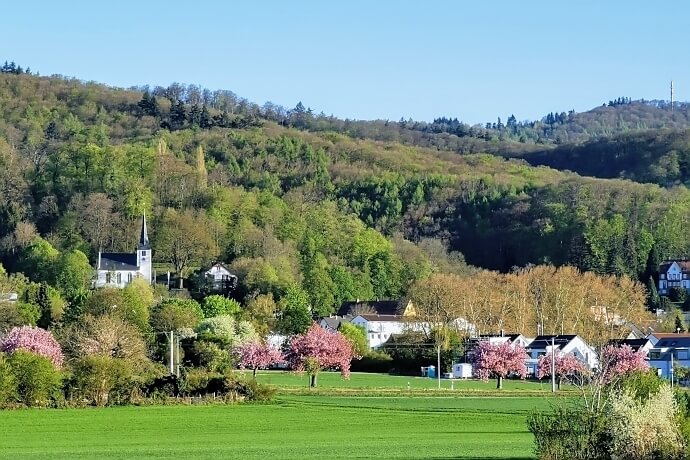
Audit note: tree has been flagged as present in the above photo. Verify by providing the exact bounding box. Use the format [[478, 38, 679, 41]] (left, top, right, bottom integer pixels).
[[201, 295, 241, 318], [69, 314, 148, 364], [0, 326, 64, 368], [675, 314, 686, 333], [537, 352, 587, 389], [150, 298, 203, 332], [408, 273, 464, 387], [286, 324, 358, 387], [277, 284, 312, 335], [54, 249, 92, 299], [235, 341, 284, 377], [338, 322, 369, 357], [195, 315, 258, 347], [669, 287, 687, 303], [469, 341, 528, 389], [646, 276, 660, 310], [155, 209, 216, 288]]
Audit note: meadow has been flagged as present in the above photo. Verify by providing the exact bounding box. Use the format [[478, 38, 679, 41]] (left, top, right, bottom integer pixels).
[[0, 373, 571, 459]]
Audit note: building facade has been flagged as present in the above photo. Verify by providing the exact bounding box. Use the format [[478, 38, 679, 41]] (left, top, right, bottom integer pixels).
[[658, 260, 690, 296], [94, 215, 152, 288]]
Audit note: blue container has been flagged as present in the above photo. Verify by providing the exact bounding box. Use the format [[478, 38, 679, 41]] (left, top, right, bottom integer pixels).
[[427, 365, 436, 378]]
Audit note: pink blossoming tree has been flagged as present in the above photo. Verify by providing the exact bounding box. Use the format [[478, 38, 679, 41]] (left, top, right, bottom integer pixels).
[[537, 352, 588, 389], [599, 344, 648, 384], [235, 341, 285, 377], [0, 326, 64, 368], [470, 341, 528, 389], [286, 323, 359, 387]]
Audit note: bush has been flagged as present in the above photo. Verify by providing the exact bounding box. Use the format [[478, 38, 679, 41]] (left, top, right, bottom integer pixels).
[[0, 353, 17, 406], [179, 368, 225, 395], [201, 295, 241, 318], [670, 287, 688, 303], [351, 351, 394, 373], [7, 350, 62, 407], [527, 407, 610, 460], [191, 341, 232, 373], [68, 355, 134, 407], [224, 375, 276, 402]]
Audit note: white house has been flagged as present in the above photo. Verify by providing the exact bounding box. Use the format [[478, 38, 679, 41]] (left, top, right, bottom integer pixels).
[[94, 215, 152, 288], [608, 338, 654, 355], [203, 263, 237, 292], [647, 334, 690, 379], [350, 314, 411, 349], [319, 316, 350, 332], [479, 333, 533, 348], [658, 260, 690, 296], [525, 335, 597, 376]]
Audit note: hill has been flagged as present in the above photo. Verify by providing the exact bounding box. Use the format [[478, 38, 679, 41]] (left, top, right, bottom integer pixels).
[[1, 68, 690, 308]]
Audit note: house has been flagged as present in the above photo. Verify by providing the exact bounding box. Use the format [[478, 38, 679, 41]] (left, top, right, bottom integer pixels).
[[658, 260, 690, 296], [608, 338, 653, 355], [319, 316, 351, 332], [94, 215, 152, 288], [202, 263, 237, 292], [336, 299, 415, 318], [525, 335, 597, 376], [647, 334, 690, 379], [478, 333, 533, 348], [350, 314, 415, 349]]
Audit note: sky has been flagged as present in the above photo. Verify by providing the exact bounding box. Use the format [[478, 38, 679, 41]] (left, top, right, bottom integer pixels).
[[2, 1, 689, 124]]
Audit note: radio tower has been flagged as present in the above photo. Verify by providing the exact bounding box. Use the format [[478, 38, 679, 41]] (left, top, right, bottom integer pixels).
[[671, 80, 675, 112]]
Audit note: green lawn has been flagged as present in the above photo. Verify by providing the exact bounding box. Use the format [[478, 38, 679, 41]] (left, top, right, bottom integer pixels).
[[0, 395, 561, 459], [255, 370, 558, 392]]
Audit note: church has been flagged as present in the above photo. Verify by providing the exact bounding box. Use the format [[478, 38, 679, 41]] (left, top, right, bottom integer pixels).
[[94, 215, 152, 288]]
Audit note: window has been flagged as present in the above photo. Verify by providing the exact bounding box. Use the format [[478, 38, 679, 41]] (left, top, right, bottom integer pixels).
[[649, 351, 661, 360], [661, 274, 666, 280], [128, 273, 133, 283], [679, 351, 689, 360], [117, 273, 122, 284], [106, 273, 111, 283]]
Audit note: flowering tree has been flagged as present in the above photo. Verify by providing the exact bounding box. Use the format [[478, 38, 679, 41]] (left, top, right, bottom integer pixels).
[[235, 341, 284, 377], [286, 324, 359, 387], [537, 352, 588, 389], [470, 341, 528, 389], [0, 326, 64, 368]]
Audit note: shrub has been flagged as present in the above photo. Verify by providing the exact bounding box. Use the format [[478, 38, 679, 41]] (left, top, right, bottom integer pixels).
[[68, 355, 134, 407], [180, 368, 225, 395], [224, 375, 276, 402], [0, 353, 17, 406], [670, 287, 688, 303], [191, 340, 232, 373], [351, 350, 394, 373], [527, 407, 609, 460], [7, 350, 62, 407]]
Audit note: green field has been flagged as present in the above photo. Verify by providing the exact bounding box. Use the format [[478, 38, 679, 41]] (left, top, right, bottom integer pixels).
[[0, 396, 560, 459], [0, 373, 571, 459], [254, 370, 558, 392]]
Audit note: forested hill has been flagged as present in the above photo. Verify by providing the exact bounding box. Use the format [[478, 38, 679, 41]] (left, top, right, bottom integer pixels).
[[1, 69, 690, 314], [504, 128, 690, 187]]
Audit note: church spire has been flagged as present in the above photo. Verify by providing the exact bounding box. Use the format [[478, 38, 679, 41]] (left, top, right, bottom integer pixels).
[[138, 213, 151, 250]]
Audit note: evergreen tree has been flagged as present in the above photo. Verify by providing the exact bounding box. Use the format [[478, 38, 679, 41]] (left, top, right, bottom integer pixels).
[[169, 100, 186, 130], [675, 314, 686, 333], [199, 105, 213, 129], [646, 276, 660, 310], [36, 282, 52, 328]]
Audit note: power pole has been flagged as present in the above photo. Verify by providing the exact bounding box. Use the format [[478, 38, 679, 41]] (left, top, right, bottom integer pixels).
[[551, 337, 556, 393], [169, 331, 175, 375]]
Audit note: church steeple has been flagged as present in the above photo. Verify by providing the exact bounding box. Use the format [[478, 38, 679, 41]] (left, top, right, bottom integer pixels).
[[138, 213, 151, 250]]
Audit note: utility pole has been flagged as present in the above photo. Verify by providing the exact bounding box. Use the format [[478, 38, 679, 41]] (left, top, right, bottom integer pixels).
[[437, 343, 441, 389], [551, 337, 556, 393], [169, 331, 175, 375]]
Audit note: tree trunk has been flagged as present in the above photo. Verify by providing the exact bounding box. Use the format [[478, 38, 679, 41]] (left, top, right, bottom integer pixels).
[[310, 374, 317, 388], [557, 377, 561, 391], [253, 368, 257, 378], [496, 376, 503, 389], [178, 276, 184, 289]]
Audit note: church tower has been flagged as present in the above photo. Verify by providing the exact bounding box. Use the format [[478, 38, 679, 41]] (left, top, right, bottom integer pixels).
[[136, 214, 152, 284]]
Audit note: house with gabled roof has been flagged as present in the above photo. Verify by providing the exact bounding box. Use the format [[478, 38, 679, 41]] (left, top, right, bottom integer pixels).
[[658, 260, 690, 296], [336, 299, 415, 318], [647, 333, 690, 379], [525, 335, 596, 376], [94, 215, 152, 288], [350, 313, 418, 349], [608, 338, 653, 355]]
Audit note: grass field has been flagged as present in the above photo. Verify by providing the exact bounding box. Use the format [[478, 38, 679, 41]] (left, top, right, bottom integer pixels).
[[0, 395, 561, 459], [255, 370, 561, 392]]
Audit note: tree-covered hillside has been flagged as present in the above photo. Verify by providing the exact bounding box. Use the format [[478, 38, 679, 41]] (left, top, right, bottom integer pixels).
[[0, 69, 689, 312]]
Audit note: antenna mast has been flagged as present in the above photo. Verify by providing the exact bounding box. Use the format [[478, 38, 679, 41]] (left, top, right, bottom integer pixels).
[[671, 80, 675, 112]]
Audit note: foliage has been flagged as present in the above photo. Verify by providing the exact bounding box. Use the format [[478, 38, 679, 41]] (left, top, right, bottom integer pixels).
[[7, 350, 62, 407], [0, 352, 17, 406], [0, 325, 63, 367], [150, 298, 203, 332], [469, 341, 527, 389], [195, 315, 258, 347], [276, 284, 312, 335], [528, 407, 610, 460], [68, 355, 134, 407], [607, 383, 684, 459], [338, 322, 369, 357], [67, 314, 148, 364], [670, 287, 688, 303], [234, 341, 284, 376], [201, 295, 241, 318], [286, 324, 358, 387], [536, 352, 587, 388]]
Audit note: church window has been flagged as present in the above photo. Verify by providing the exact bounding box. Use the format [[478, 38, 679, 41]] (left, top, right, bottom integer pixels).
[[117, 273, 122, 284], [106, 273, 111, 283], [128, 273, 133, 283]]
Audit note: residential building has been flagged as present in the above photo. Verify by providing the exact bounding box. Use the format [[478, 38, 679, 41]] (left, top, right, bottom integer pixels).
[[478, 333, 533, 348], [351, 314, 412, 349], [608, 338, 653, 355], [336, 299, 415, 318], [658, 260, 690, 296], [94, 215, 152, 288], [647, 334, 690, 379], [525, 335, 597, 376], [202, 262, 237, 293], [319, 316, 351, 332]]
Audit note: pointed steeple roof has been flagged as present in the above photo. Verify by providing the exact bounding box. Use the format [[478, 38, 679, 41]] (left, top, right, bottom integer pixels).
[[138, 213, 151, 250]]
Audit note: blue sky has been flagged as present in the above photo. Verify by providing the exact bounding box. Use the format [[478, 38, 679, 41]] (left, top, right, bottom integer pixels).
[[3, 1, 688, 123]]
